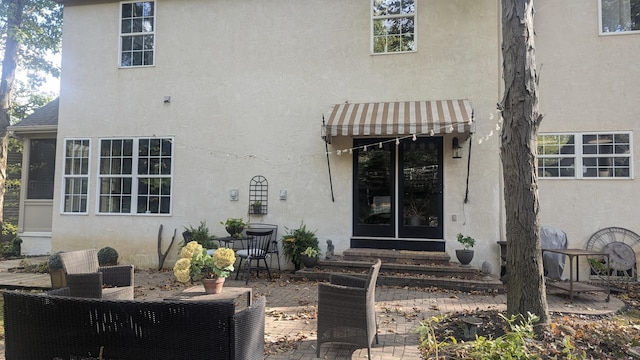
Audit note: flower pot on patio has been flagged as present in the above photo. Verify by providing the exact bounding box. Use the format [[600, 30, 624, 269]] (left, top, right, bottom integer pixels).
[[49, 269, 67, 289], [455, 249, 474, 266], [202, 277, 225, 294], [301, 255, 319, 269]]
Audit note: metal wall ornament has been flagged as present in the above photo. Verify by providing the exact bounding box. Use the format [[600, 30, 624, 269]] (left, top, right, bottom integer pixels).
[[249, 175, 268, 215]]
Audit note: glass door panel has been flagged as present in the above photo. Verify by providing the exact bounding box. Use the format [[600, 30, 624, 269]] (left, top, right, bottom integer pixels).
[[353, 140, 394, 237], [399, 138, 443, 238]]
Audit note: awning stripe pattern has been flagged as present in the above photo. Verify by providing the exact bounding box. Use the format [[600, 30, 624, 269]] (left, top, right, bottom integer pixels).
[[323, 99, 473, 139]]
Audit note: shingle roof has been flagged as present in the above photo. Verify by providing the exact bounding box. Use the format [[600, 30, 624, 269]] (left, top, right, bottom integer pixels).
[[12, 98, 59, 128]]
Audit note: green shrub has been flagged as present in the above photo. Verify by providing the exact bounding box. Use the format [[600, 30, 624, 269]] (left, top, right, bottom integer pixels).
[[183, 221, 218, 249], [97, 247, 119, 266], [47, 251, 65, 270], [281, 222, 318, 267]]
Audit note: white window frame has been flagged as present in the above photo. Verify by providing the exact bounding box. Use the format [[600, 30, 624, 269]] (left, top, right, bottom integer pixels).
[[97, 137, 173, 215], [538, 131, 633, 179], [371, 0, 417, 54], [62, 139, 91, 214], [598, 0, 640, 35], [119, 1, 156, 67]]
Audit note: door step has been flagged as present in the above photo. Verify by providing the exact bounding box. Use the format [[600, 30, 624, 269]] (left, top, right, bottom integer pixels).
[[342, 248, 450, 265], [293, 248, 503, 293]]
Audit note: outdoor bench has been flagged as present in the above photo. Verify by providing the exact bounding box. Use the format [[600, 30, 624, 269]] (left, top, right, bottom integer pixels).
[[3, 288, 265, 360]]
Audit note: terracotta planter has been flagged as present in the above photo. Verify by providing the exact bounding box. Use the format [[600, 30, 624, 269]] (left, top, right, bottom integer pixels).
[[202, 277, 225, 294]]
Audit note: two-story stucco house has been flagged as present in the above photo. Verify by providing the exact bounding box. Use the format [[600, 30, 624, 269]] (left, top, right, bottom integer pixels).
[[11, 0, 640, 277]]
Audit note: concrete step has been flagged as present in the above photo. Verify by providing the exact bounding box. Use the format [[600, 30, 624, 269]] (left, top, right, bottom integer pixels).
[[342, 248, 451, 265], [293, 257, 504, 293]]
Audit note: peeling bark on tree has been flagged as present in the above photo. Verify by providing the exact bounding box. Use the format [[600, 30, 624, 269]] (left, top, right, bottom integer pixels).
[[500, 0, 548, 324]]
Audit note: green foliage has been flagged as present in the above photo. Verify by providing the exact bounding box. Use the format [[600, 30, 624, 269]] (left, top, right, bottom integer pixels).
[[301, 247, 318, 257], [281, 222, 318, 267], [468, 312, 539, 359], [97, 247, 119, 266], [183, 221, 218, 249], [47, 251, 64, 270], [0, 222, 21, 257], [417, 314, 456, 359], [220, 218, 246, 238], [18, 258, 47, 273], [457, 233, 476, 249]]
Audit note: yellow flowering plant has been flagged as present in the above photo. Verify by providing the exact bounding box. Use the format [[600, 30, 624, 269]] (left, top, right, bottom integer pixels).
[[173, 241, 236, 282]]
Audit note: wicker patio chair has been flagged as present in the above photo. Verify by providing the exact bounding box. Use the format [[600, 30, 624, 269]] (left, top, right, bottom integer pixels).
[[59, 249, 134, 300], [235, 229, 274, 284], [317, 258, 382, 359]]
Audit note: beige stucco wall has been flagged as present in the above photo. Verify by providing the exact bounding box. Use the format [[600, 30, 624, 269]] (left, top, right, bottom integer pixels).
[[536, 0, 640, 279], [55, 0, 503, 269]]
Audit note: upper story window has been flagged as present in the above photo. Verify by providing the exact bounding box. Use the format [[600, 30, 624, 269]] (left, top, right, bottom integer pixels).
[[538, 132, 632, 179], [600, 0, 640, 34], [62, 139, 90, 214], [120, 1, 155, 67], [98, 137, 172, 214], [372, 0, 416, 54]]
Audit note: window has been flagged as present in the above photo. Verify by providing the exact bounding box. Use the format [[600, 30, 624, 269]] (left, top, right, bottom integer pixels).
[[538, 132, 632, 179], [63, 139, 90, 213], [98, 137, 172, 214], [120, 1, 155, 67], [27, 139, 56, 199], [600, 0, 640, 34], [372, 0, 416, 54]]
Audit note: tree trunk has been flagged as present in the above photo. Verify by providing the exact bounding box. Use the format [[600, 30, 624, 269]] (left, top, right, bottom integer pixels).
[[500, 0, 548, 325], [0, 0, 27, 225]]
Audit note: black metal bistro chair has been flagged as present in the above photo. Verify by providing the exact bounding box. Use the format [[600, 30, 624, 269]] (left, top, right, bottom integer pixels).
[[235, 229, 274, 284], [246, 223, 280, 271]]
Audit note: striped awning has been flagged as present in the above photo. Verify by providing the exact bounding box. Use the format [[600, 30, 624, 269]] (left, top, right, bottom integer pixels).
[[322, 99, 473, 142]]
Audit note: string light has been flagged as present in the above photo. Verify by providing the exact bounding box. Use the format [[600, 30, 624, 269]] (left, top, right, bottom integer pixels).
[[177, 116, 508, 163]]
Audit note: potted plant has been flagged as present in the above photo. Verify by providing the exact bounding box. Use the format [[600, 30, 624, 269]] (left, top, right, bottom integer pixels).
[[182, 221, 218, 249], [220, 218, 246, 238], [455, 233, 476, 266], [282, 222, 319, 270], [48, 251, 66, 288], [97, 246, 119, 266], [300, 247, 320, 269], [251, 201, 262, 214], [173, 241, 236, 294]]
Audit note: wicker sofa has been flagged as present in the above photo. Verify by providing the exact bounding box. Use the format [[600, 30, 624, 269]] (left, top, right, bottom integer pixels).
[[3, 289, 265, 360]]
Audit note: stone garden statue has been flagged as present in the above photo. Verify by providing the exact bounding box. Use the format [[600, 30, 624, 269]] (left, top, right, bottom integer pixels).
[[325, 239, 335, 260]]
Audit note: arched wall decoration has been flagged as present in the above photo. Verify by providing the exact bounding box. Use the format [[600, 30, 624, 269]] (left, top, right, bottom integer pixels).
[[249, 175, 268, 215]]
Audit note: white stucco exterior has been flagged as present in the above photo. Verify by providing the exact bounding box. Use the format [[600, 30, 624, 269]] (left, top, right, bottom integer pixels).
[[43, 0, 639, 276]]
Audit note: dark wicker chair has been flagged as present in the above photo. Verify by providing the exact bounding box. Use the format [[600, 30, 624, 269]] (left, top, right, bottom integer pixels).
[[3, 290, 266, 360], [59, 249, 134, 299], [235, 229, 274, 284], [317, 259, 382, 359]]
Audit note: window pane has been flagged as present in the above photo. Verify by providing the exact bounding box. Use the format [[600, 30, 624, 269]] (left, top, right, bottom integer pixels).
[[356, 145, 392, 226], [27, 139, 56, 199], [601, 0, 640, 32]]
